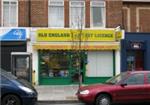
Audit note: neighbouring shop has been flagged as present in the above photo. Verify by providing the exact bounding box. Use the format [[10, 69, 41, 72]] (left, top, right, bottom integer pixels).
[[121, 33, 150, 72], [0, 28, 32, 82], [0, 28, 27, 71], [31, 28, 123, 85]]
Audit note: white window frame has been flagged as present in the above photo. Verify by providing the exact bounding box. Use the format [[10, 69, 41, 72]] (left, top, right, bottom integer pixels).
[[90, 0, 106, 28], [48, 0, 64, 28], [1, 0, 18, 27], [69, 0, 85, 29]]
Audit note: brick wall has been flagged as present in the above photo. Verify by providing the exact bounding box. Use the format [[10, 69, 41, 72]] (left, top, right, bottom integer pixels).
[[123, 2, 150, 32], [30, 0, 48, 27], [106, 0, 123, 28], [122, 7, 128, 31], [18, 0, 30, 27], [64, 0, 69, 28], [85, 0, 90, 28]]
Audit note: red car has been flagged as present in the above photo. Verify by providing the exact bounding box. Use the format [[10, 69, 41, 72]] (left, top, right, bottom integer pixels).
[[77, 71, 150, 105]]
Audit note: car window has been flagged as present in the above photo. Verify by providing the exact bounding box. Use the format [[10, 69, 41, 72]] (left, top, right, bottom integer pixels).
[[147, 73, 150, 84], [124, 73, 144, 85]]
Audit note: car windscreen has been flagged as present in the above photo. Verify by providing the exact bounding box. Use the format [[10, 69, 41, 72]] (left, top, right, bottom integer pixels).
[[0, 68, 17, 80], [105, 72, 128, 84]]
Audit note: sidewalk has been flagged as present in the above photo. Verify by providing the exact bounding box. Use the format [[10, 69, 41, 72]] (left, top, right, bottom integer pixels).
[[35, 85, 79, 102]]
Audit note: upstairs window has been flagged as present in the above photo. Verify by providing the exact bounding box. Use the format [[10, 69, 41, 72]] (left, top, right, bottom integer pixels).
[[70, 1, 85, 29], [2, 0, 18, 27], [90, 0, 105, 28], [48, 0, 64, 27]]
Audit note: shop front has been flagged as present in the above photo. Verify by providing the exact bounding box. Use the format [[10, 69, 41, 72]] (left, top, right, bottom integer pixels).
[[31, 29, 123, 85], [0, 28, 27, 71], [121, 33, 150, 72], [0, 28, 33, 83]]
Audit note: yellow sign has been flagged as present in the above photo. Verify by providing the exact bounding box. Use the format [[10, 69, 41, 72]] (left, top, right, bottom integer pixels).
[[36, 29, 122, 42]]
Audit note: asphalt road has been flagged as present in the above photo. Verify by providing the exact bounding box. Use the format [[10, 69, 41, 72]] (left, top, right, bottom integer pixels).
[[38, 101, 85, 105], [37, 101, 150, 105]]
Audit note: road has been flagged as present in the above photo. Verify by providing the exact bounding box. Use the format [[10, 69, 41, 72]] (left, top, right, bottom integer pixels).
[[37, 101, 150, 105], [38, 101, 85, 105]]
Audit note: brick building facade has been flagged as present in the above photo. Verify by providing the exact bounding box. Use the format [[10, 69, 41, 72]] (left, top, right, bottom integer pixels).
[[1, 0, 149, 32], [0, 0, 150, 85], [122, 1, 150, 32]]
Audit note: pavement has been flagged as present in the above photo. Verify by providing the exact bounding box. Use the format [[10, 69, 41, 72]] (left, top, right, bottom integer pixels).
[[35, 85, 80, 103]]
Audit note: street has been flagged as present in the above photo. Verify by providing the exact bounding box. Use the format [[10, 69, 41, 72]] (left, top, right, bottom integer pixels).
[[38, 101, 85, 105], [37, 101, 150, 105]]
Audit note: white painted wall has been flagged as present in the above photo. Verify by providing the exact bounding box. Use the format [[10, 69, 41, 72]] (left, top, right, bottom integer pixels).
[[27, 28, 39, 85], [115, 50, 121, 75], [32, 49, 39, 85]]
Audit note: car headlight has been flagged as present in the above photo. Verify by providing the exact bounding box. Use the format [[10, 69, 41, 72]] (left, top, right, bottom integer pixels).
[[80, 90, 89, 95], [19, 86, 33, 93]]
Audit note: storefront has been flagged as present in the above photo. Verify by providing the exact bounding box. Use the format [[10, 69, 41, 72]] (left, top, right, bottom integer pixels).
[[121, 33, 150, 72], [0, 28, 27, 71], [31, 28, 123, 85]]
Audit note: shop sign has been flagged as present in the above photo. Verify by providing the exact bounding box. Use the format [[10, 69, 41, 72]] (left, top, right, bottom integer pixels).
[[0, 28, 26, 41], [130, 42, 143, 49], [36, 29, 122, 42]]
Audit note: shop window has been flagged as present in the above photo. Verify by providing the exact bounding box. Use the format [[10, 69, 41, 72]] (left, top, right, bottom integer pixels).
[[87, 51, 113, 77], [90, 0, 105, 28], [70, 1, 85, 28], [48, 0, 64, 27], [39, 51, 69, 78], [2, 0, 18, 27]]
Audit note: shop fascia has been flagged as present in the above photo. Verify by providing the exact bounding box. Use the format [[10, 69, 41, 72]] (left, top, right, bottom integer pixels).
[[32, 28, 124, 50], [0, 27, 29, 41]]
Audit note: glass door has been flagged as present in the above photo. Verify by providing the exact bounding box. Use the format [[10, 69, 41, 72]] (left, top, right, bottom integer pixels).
[[70, 51, 87, 83], [11, 52, 32, 82], [127, 50, 144, 71]]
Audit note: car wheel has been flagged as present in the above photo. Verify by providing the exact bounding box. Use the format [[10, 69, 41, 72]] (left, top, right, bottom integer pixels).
[[95, 94, 111, 105], [2, 94, 21, 105]]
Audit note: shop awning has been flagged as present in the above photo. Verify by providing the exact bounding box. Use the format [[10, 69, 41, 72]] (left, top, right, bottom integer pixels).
[[32, 44, 120, 50]]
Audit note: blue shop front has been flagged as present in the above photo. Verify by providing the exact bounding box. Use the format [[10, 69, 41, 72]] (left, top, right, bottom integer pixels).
[[0, 28, 27, 71], [121, 33, 150, 72]]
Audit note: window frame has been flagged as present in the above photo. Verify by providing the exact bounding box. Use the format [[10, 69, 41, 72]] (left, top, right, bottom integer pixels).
[[1, 0, 18, 27], [90, 0, 106, 28], [48, 0, 64, 28], [69, 0, 85, 28]]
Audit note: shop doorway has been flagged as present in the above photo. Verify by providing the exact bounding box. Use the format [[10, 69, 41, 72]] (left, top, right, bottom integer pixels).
[[70, 52, 86, 84], [127, 50, 144, 71], [11, 52, 32, 82]]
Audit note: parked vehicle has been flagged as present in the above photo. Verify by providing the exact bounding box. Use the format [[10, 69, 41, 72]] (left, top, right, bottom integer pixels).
[[0, 68, 38, 105], [77, 71, 150, 105]]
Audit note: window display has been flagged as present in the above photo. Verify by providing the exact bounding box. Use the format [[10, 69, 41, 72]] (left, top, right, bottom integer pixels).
[[39, 51, 69, 78]]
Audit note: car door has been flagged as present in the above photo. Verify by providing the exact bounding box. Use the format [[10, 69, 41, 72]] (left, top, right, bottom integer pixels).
[[115, 73, 146, 102]]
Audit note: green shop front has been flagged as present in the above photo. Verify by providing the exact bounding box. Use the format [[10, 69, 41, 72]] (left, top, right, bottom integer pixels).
[[32, 29, 122, 85]]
